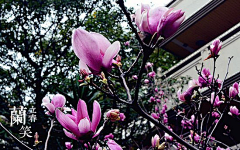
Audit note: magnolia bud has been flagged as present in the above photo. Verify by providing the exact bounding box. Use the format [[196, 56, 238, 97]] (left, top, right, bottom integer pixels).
[[106, 109, 120, 122]]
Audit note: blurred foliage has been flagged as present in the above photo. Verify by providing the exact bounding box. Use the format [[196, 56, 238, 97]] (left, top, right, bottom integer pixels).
[[0, 0, 183, 149]]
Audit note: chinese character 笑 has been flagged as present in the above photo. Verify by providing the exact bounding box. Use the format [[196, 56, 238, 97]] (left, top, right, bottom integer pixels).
[[19, 125, 32, 138]]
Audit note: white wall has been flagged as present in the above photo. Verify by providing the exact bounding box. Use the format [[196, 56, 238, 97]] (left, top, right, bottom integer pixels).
[[170, 0, 211, 19]]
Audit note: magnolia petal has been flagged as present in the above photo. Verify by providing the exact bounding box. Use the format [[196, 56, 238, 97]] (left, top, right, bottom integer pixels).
[[141, 3, 150, 13], [72, 29, 102, 71], [229, 87, 238, 98], [79, 60, 91, 73], [92, 125, 104, 138], [66, 114, 77, 123], [177, 89, 182, 101], [216, 41, 222, 55], [56, 109, 80, 137], [233, 82, 239, 93], [44, 103, 55, 114], [135, 8, 141, 27], [78, 118, 91, 134], [90, 32, 111, 55], [148, 6, 168, 34], [91, 100, 101, 132], [63, 129, 78, 140], [161, 10, 185, 38], [139, 10, 151, 33], [51, 94, 66, 108], [210, 92, 215, 104], [77, 100, 90, 124], [71, 108, 77, 117], [107, 139, 123, 150], [102, 41, 120, 71], [42, 97, 50, 105], [164, 10, 184, 24]]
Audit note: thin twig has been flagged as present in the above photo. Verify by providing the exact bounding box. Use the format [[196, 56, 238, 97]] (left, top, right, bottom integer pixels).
[[125, 49, 143, 74], [118, 67, 132, 101], [0, 123, 33, 150], [206, 137, 230, 148], [91, 81, 131, 105], [90, 82, 112, 97], [107, 72, 120, 79]]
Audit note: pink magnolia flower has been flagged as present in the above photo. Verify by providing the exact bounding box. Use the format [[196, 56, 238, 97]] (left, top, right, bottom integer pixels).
[[181, 120, 193, 129], [211, 93, 223, 107], [104, 133, 114, 141], [216, 79, 223, 89], [188, 79, 200, 88], [189, 131, 200, 143], [145, 62, 153, 68], [42, 94, 66, 114], [132, 75, 138, 80], [177, 143, 187, 150], [106, 109, 125, 122], [191, 115, 198, 125], [229, 106, 240, 116], [212, 112, 220, 118], [65, 142, 73, 150], [205, 39, 222, 60], [144, 79, 150, 84], [163, 104, 167, 110], [198, 68, 213, 88], [95, 143, 102, 150], [56, 100, 101, 140], [149, 96, 155, 103], [198, 76, 208, 88], [107, 139, 123, 150], [165, 133, 173, 141], [119, 113, 126, 121], [216, 146, 230, 150], [151, 134, 160, 148], [202, 68, 211, 78], [177, 87, 195, 102], [159, 90, 164, 96], [160, 104, 167, 114], [72, 29, 120, 74], [124, 41, 130, 46], [148, 71, 156, 78], [163, 115, 168, 124], [229, 82, 239, 98], [134, 4, 185, 39], [151, 113, 160, 119]]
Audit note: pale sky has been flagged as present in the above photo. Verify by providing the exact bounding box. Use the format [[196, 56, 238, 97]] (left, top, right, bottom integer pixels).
[[125, 0, 172, 8]]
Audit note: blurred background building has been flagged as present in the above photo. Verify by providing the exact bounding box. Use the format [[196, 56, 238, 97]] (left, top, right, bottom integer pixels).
[[161, 0, 240, 148]]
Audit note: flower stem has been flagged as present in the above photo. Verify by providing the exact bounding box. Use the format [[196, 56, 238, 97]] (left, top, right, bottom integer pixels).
[[44, 118, 55, 150]]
